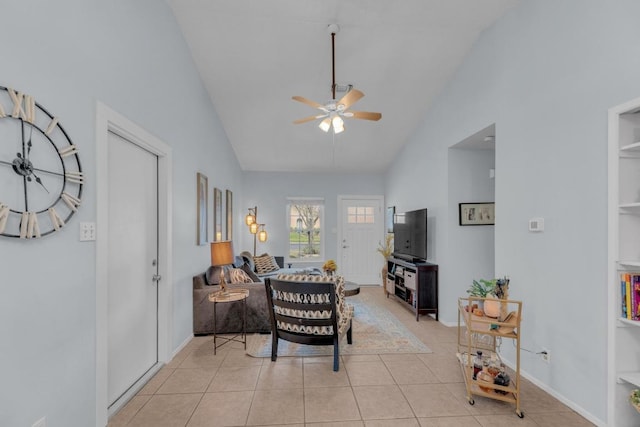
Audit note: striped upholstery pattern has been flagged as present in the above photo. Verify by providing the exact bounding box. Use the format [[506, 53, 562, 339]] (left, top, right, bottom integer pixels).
[[272, 274, 353, 336]]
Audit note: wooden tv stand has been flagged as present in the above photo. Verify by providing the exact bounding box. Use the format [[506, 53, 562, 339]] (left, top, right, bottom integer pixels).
[[385, 257, 438, 321]]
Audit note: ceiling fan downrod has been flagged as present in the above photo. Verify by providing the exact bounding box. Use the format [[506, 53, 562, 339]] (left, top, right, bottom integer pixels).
[[331, 30, 336, 100]]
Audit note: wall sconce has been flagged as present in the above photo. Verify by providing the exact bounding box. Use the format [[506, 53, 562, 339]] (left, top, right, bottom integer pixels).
[[245, 206, 267, 256]]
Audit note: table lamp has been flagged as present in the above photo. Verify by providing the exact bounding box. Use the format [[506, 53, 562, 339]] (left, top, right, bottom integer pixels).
[[211, 240, 234, 295]]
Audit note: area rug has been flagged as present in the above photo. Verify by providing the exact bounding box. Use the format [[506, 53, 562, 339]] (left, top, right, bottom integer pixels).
[[246, 291, 431, 357]]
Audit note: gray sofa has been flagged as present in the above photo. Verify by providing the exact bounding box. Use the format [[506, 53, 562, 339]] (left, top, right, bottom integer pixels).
[[192, 270, 272, 335], [193, 256, 325, 335]]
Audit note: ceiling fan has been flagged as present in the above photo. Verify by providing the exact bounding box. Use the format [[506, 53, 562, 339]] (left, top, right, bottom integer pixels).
[[292, 24, 382, 134]]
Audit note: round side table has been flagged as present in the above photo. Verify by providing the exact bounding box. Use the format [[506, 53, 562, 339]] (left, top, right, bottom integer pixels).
[[344, 281, 361, 297], [208, 288, 249, 354]]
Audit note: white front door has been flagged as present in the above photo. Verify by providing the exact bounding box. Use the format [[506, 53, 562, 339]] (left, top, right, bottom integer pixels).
[[107, 131, 159, 408], [338, 196, 384, 285]]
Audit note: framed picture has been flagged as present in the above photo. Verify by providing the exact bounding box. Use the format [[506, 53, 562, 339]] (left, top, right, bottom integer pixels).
[[196, 173, 208, 245], [459, 202, 495, 226], [213, 187, 223, 241], [386, 206, 395, 233], [226, 189, 233, 240]]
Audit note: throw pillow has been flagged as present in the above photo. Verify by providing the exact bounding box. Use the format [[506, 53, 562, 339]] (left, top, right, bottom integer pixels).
[[240, 251, 255, 272], [241, 262, 261, 282], [228, 268, 254, 284], [205, 266, 221, 285], [254, 253, 280, 275]]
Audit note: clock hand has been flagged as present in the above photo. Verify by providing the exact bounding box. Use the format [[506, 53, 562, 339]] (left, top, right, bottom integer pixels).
[[28, 172, 49, 194], [31, 166, 63, 178], [14, 150, 49, 193]]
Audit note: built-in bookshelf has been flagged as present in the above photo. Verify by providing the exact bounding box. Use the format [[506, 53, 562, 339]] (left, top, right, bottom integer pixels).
[[608, 97, 640, 426]]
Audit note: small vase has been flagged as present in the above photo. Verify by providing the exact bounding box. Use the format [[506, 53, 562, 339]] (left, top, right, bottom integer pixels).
[[382, 266, 388, 295], [484, 298, 501, 318]]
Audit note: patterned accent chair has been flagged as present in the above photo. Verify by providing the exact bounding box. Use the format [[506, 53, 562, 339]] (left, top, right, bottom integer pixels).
[[264, 274, 354, 371]]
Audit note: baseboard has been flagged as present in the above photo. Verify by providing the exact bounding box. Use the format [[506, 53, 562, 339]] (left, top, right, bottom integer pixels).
[[447, 321, 605, 425], [500, 357, 606, 426], [171, 334, 193, 360]]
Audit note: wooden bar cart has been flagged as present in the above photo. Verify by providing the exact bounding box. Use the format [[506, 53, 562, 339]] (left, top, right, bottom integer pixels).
[[457, 297, 524, 418]]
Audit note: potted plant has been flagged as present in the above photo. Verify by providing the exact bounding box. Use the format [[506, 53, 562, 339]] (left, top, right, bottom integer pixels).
[[467, 278, 497, 298], [323, 259, 337, 277], [377, 234, 394, 294], [630, 389, 640, 413], [468, 277, 510, 318]]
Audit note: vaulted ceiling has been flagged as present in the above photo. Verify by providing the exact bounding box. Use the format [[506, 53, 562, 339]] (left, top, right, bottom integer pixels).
[[168, 0, 518, 173]]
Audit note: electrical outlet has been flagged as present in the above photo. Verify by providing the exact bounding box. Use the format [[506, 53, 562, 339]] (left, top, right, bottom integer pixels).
[[541, 348, 550, 364], [32, 417, 46, 427]]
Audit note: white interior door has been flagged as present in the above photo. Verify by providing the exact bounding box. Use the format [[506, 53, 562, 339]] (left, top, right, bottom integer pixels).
[[338, 196, 384, 285], [107, 131, 159, 407]]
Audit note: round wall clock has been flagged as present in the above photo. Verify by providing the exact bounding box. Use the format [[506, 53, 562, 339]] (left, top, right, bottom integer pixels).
[[0, 86, 83, 239]]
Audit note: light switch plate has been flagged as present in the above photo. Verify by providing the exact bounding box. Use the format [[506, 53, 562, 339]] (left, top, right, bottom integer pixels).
[[80, 222, 96, 241]]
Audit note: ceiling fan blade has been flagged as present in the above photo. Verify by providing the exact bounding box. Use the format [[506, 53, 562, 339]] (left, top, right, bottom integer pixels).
[[293, 114, 326, 124], [346, 110, 382, 121], [337, 89, 364, 110], [292, 95, 326, 110]]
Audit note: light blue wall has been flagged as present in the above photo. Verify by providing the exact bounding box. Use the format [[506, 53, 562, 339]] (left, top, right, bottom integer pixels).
[[242, 172, 384, 265], [387, 0, 640, 423], [0, 2, 242, 426], [447, 148, 495, 291]]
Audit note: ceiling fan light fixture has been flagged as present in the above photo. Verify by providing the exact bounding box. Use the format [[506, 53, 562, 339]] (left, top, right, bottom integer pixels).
[[319, 117, 331, 132], [332, 115, 344, 134], [291, 23, 381, 134]]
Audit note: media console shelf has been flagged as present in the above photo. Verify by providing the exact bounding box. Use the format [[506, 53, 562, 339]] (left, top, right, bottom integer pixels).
[[385, 256, 438, 321]]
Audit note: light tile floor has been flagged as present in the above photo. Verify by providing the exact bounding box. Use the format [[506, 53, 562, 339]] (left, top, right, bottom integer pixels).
[[109, 287, 594, 426]]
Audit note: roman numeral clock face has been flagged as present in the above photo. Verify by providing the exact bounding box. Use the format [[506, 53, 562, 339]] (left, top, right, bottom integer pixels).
[[0, 86, 83, 239]]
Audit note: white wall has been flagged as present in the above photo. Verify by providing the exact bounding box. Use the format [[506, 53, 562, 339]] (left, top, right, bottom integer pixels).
[[242, 172, 384, 265], [0, 2, 242, 426], [386, 0, 640, 423], [447, 147, 495, 309]]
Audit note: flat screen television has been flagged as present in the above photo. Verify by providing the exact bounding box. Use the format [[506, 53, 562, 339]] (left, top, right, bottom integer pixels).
[[393, 208, 428, 262]]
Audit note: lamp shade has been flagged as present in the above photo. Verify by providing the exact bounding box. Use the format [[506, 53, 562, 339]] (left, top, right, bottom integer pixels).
[[245, 213, 255, 226], [249, 222, 259, 234], [318, 117, 331, 132], [258, 227, 268, 242], [210, 240, 234, 267], [332, 115, 344, 134]]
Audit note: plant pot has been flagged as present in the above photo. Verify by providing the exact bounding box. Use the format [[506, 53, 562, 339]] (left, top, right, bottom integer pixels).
[[484, 298, 501, 318]]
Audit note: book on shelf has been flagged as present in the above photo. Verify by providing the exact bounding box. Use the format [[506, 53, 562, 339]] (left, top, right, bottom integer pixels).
[[620, 272, 640, 320], [627, 273, 632, 320], [622, 276, 628, 318], [634, 275, 640, 320]]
